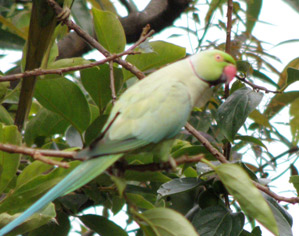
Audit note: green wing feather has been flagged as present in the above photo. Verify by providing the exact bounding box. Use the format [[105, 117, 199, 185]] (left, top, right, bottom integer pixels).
[[82, 80, 192, 158]]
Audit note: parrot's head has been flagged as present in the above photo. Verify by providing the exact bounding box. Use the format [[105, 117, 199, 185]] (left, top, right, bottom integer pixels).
[[189, 50, 237, 86]]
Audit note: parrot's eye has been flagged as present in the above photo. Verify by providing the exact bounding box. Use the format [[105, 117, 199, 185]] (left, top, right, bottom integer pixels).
[[215, 54, 223, 62]]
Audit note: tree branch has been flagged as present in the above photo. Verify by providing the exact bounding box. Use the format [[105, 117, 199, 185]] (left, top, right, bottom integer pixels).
[[47, 0, 146, 80], [0, 51, 135, 82], [123, 155, 204, 172], [184, 123, 299, 204], [253, 182, 299, 204], [0, 26, 154, 83], [56, 0, 192, 60], [236, 75, 281, 94], [185, 122, 229, 164], [0, 143, 75, 168]]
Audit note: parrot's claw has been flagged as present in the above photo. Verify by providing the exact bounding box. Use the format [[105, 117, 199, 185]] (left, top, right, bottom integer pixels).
[[57, 7, 71, 23]]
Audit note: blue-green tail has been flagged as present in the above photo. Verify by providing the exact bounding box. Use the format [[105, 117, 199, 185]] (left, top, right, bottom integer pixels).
[[0, 154, 122, 236]]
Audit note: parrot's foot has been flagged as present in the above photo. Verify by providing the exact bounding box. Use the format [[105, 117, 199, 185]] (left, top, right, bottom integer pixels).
[[57, 7, 71, 23]]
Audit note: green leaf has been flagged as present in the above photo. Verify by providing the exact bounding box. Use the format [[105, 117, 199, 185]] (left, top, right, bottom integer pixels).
[[248, 109, 271, 128], [290, 98, 299, 144], [205, 0, 226, 25], [92, 8, 126, 53], [252, 70, 280, 88], [172, 145, 214, 159], [236, 60, 253, 74], [278, 58, 299, 88], [0, 161, 80, 214], [246, 0, 262, 34], [157, 178, 202, 197], [72, 0, 94, 35], [16, 160, 57, 188], [47, 57, 91, 70], [0, 124, 21, 193], [262, 193, 293, 236], [110, 175, 126, 196], [124, 170, 171, 183], [0, 82, 9, 103], [34, 77, 90, 133], [0, 28, 25, 50], [264, 91, 299, 119], [28, 211, 70, 236], [289, 175, 299, 195], [126, 193, 155, 210], [137, 208, 198, 236], [0, 204, 55, 236], [191, 206, 244, 236], [58, 194, 88, 214], [65, 125, 83, 148], [123, 41, 186, 80], [84, 115, 108, 146], [287, 68, 299, 87], [80, 64, 123, 113], [216, 87, 263, 141], [79, 214, 128, 236], [0, 105, 13, 125], [215, 163, 279, 235], [25, 108, 70, 145], [234, 135, 268, 150]]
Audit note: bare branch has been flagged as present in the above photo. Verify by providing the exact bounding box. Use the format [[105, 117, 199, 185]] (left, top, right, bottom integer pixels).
[[253, 182, 299, 204], [47, 0, 146, 79], [236, 75, 281, 94], [225, 0, 233, 54], [0, 28, 154, 83], [123, 155, 205, 172], [185, 122, 229, 164], [184, 123, 299, 204], [0, 52, 135, 82], [0, 143, 75, 158]]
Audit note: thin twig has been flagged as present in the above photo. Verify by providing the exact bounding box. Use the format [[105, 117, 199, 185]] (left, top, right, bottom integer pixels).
[[236, 75, 281, 94], [225, 0, 233, 54], [0, 143, 75, 158], [0, 26, 154, 82], [89, 112, 121, 149], [253, 182, 299, 204], [223, 0, 234, 160], [185, 122, 229, 164], [32, 152, 70, 168], [124, 155, 205, 172], [0, 51, 136, 82], [184, 123, 299, 204], [47, 0, 150, 80], [109, 60, 117, 104]]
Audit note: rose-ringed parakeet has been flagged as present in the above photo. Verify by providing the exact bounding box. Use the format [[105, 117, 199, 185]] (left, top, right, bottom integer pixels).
[[0, 49, 236, 235]]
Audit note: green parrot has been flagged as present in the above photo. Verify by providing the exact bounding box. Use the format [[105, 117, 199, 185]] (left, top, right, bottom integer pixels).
[[0, 49, 236, 235], [15, 0, 73, 130]]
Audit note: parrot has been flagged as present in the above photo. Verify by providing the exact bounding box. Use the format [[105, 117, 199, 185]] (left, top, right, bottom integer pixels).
[[0, 49, 236, 235]]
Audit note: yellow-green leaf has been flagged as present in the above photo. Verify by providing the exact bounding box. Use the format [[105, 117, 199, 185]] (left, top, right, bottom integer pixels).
[[215, 163, 279, 236], [92, 8, 126, 53], [137, 208, 198, 236]]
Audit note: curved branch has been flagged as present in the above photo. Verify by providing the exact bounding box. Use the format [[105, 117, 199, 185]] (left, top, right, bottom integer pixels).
[[57, 0, 192, 59]]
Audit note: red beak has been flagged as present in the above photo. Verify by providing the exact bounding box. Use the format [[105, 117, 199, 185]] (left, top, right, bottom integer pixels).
[[224, 64, 237, 84]]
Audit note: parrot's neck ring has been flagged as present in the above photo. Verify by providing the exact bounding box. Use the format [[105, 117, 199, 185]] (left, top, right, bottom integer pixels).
[[188, 57, 226, 87]]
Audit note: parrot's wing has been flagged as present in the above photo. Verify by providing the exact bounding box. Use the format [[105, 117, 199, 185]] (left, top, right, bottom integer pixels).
[[81, 80, 193, 158]]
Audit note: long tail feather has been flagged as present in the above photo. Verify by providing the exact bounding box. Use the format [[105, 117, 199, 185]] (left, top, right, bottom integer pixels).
[[0, 154, 122, 236]]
